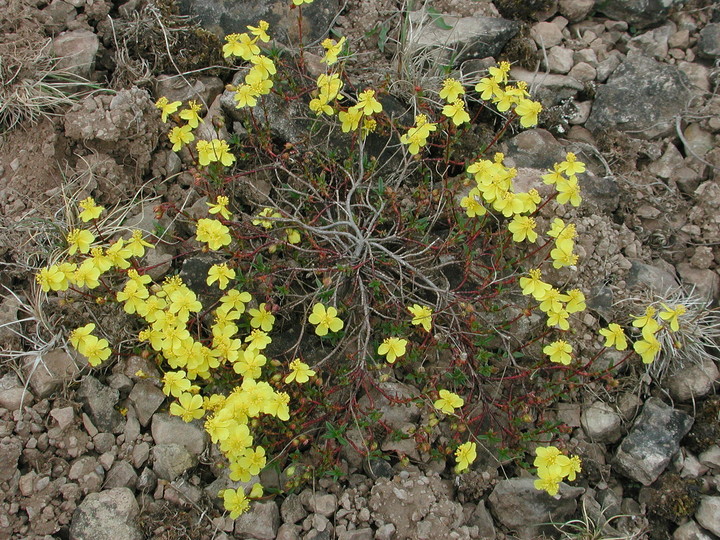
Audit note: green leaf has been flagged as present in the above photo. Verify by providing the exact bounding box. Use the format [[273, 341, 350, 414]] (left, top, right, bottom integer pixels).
[[427, 7, 453, 30]]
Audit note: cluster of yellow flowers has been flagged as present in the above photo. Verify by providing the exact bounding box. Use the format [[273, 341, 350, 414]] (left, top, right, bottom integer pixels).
[[69, 323, 111, 366], [225, 21, 276, 110], [533, 445, 582, 496], [399, 114, 437, 155], [475, 61, 543, 128], [600, 303, 687, 364]]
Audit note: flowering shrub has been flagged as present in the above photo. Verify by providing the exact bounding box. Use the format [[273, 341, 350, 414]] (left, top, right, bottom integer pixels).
[[33, 2, 706, 522]]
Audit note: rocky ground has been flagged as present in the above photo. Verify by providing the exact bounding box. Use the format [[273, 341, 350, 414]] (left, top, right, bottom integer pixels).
[[1, 0, 720, 538]]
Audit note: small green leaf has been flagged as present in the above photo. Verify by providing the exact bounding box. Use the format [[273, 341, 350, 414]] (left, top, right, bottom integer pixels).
[[427, 7, 453, 30]]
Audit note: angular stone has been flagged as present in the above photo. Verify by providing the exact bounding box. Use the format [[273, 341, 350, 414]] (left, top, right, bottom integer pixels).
[[488, 478, 583, 538], [152, 443, 196, 481], [23, 349, 80, 399], [69, 488, 142, 540], [666, 358, 719, 402], [104, 461, 138, 490], [613, 397, 693, 486], [581, 401, 623, 443], [0, 439, 22, 483], [0, 372, 33, 411], [76, 376, 124, 433], [52, 30, 99, 78], [586, 53, 691, 140], [510, 68, 584, 107], [673, 520, 715, 540], [151, 413, 206, 456], [234, 501, 280, 539], [356, 382, 421, 431], [697, 23, 720, 59], [695, 496, 720, 537], [595, 0, 684, 28], [128, 380, 165, 427]]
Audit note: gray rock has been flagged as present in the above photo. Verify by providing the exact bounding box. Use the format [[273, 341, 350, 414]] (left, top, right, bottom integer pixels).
[[626, 260, 680, 297], [613, 397, 693, 486], [176, 0, 336, 44], [281, 493, 308, 524], [581, 401, 623, 443], [151, 413, 207, 456], [697, 23, 720, 59], [305, 493, 337, 517], [77, 376, 124, 433], [93, 432, 115, 454], [52, 30, 99, 78], [647, 142, 684, 179], [531, 21, 564, 48], [488, 478, 583, 538], [276, 523, 302, 540], [356, 381, 421, 431], [581, 173, 621, 214], [627, 24, 674, 60], [0, 294, 22, 351], [234, 500, 280, 539], [683, 123, 714, 159], [466, 501, 496, 539], [568, 62, 597, 82], [154, 75, 224, 108], [673, 520, 716, 540], [69, 488, 142, 540], [152, 443, 197, 481], [128, 380, 165, 427], [695, 496, 720, 537], [23, 348, 80, 399], [337, 529, 373, 540], [558, 0, 594, 22], [510, 67, 585, 107], [103, 461, 138, 490], [595, 0, 684, 28], [546, 46, 575, 74], [666, 358, 719, 402], [0, 372, 33, 411], [136, 467, 157, 492], [408, 11, 519, 65], [675, 263, 720, 301], [0, 439, 22, 483], [698, 446, 720, 470], [586, 53, 691, 140], [502, 128, 565, 170]]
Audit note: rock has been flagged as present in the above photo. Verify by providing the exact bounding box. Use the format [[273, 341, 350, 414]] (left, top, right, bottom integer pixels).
[[104, 461, 138, 490], [666, 358, 719, 402], [697, 23, 720, 59], [281, 493, 308, 524], [647, 142, 684, 179], [0, 294, 21, 351], [627, 24, 674, 60], [546, 46, 575, 74], [356, 381, 421, 431], [510, 67, 584, 107], [154, 75, 224, 108], [176, 0, 335, 44], [581, 401, 623, 443], [699, 446, 720, 471], [69, 488, 142, 540], [594, 0, 684, 28], [152, 443, 196, 481], [305, 493, 337, 517], [683, 124, 714, 159], [93, 432, 115, 454], [626, 260, 680, 297], [568, 62, 597, 82], [23, 349, 80, 399], [466, 501, 496, 539], [136, 467, 157, 492], [0, 372, 32, 411], [151, 413, 207, 456], [502, 128, 565, 170], [128, 380, 165, 427], [488, 478, 583, 538], [337, 529, 373, 540], [581, 173, 621, 214], [276, 523, 301, 540], [531, 21, 564, 48], [234, 501, 280, 539], [613, 397, 693, 486], [558, 0, 594, 22], [586, 53, 691, 140], [695, 496, 720, 536], [673, 520, 716, 540], [675, 263, 720, 301], [408, 11, 519, 65], [118, 355, 161, 383], [39, 0, 75, 32], [52, 30, 99, 78], [0, 439, 22, 482], [76, 376, 124, 433], [680, 453, 709, 478]]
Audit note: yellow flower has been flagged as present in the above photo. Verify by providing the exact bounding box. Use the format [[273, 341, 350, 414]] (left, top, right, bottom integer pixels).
[[222, 488, 250, 519], [78, 197, 104, 222], [286, 228, 301, 244], [69, 323, 96, 350], [196, 218, 232, 251], [599, 323, 627, 351], [222, 33, 260, 60], [534, 445, 562, 469], [308, 303, 344, 336], [126, 230, 153, 257], [455, 441, 477, 473], [285, 358, 316, 384], [355, 89, 382, 115], [632, 306, 661, 336], [507, 215, 537, 243], [534, 467, 562, 496], [543, 340, 572, 365], [248, 303, 275, 331], [488, 61, 510, 84], [168, 125, 195, 151], [80, 335, 112, 366], [73, 260, 101, 289], [542, 164, 565, 185], [514, 98, 542, 128], [557, 152, 586, 176], [207, 263, 235, 290], [252, 208, 281, 229], [519, 269, 552, 300], [179, 100, 203, 128], [234, 84, 260, 108], [475, 77, 501, 100], [196, 139, 236, 167], [460, 188, 487, 218], [219, 289, 252, 313], [170, 392, 205, 422], [659, 303, 686, 332], [547, 307, 570, 331], [321, 36, 346, 65], [378, 337, 408, 364], [208, 195, 231, 220], [565, 289, 586, 313], [339, 107, 363, 132], [162, 370, 191, 397], [634, 336, 661, 364], [67, 229, 94, 255], [293, 0, 314, 4], [245, 329, 271, 351], [442, 99, 470, 126], [408, 303, 432, 332], [247, 20, 270, 42], [155, 96, 182, 122], [439, 78, 465, 103], [250, 55, 276, 78], [434, 389, 464, 414], [556, 176, 582, 207]]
